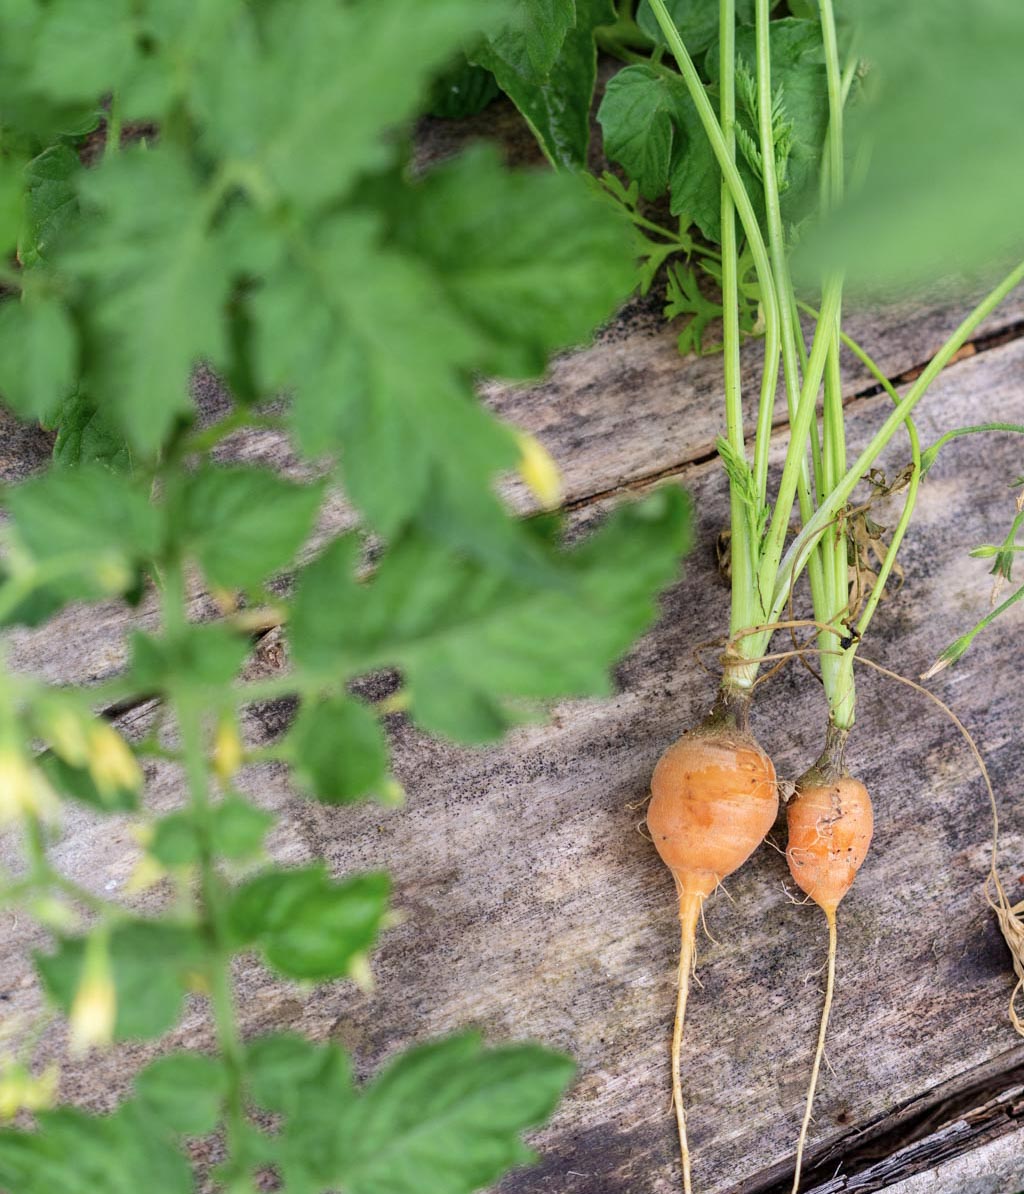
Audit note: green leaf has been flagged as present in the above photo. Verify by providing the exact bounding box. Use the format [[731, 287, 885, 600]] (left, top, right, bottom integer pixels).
[[478, 0, 577, 79], [0, 292, 76, 421], [58, 147, 233, 455], [0, 1104, 192, 1194], [388, 145, 635, 378], [230, 865, 390, 982], [28, 0, 140, 107], [38, 750, 138, 813], [47, 389, 134, 472], [5, 464, 159, 606], [149, 812, 201, 868], [21, 144, 81, 267], [289, 488, 692, 743], [337, 1035, 574, 1194], [128, 625, 251, 693], [134, 1052, 227, 1137], [598, 65, 681, 200], [667, 85, 727, 242], [805, 0, 1024, 290], [427, 59, 499, 119], [212, 795, 275, 861], [474, 0, 613, 168], [195, 0, 483, 211], [179, 465, 323, 590], [262, 148, 632, 565], [253, 209, 521, 561], [35, 921, 203, 1041], [247, 1033, 352, 1119], [637, 0, 754, 58], [250, 1033, 574, 1194], [709, 19, 828, 225], [284, 695, 390, 805]]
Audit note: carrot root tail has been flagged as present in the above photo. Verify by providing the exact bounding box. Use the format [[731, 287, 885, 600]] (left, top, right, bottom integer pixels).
[[672, 891, 702, 1194], [792, 909, 838, 1194]]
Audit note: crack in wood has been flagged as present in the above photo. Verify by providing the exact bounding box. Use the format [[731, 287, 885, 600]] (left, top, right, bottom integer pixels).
[[739, 1051, 1024, 1193]]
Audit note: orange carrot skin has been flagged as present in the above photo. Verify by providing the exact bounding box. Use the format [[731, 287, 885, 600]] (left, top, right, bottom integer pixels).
[[786, 776, 873, 914], [648, 728, 779, 899]]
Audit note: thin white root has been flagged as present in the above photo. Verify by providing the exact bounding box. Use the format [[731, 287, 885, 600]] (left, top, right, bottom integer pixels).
[[673, 892, 702, 1194], [792, 909, 837, 1194]]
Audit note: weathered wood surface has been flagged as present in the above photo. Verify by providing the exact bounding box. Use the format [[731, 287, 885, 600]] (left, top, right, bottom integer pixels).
[[5, 92, 1024, 1193], [3, 328, 1024, 1192]]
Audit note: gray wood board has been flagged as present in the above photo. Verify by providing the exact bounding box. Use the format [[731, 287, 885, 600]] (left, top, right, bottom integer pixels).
[[3, 336, 1024, 1190], [4, 287, 1024, 695]]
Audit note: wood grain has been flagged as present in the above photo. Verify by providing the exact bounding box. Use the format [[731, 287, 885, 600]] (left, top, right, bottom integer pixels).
[[3, 334, 1024, 1190]]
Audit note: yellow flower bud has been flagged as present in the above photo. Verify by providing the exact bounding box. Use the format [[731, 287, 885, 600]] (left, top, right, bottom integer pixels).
[[210, 586, 240, 614], [212, 715, 243, 783], [0, 1061, 60, 1118], [515, 431, 563, 510], [27, 895, 80, 933], [183, 968, 211, 995], [86, 723, 142, 797], [40, 704, 90, 768], [93, 552, 132, 594], [0, 748, 59, 825], [379, 778, 406, 807], [125, 853, 166, 895], [69, 934, 116, 1055], [347, 952, 375, 994]]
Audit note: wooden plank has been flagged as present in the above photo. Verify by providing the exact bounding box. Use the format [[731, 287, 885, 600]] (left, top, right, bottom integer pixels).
[[5, 295, 1024, 693], [3, 337, 1024, 1189], [884, 1126, 1024, 1194]]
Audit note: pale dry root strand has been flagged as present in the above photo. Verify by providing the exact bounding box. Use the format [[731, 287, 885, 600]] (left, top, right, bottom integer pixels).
[[672, 891, 703, 1194], [791, 910, 837, 1194], [648, 689, 779, 1190]]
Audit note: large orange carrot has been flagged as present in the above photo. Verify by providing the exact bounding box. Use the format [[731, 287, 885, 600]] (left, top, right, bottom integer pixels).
[[647, 693, 778, 1192]]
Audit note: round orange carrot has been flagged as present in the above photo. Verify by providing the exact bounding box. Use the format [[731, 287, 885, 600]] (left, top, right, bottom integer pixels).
[[647, 693, 778, 1192], [785, 731, 873, 1193]]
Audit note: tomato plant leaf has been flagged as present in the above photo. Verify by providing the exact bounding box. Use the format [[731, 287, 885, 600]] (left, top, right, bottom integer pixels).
[[58, 148, 233, 456], [179, 465, 323, 591], [289, 487, 692, 743], [194, 0, 483, 212], [246, 1033, 573, 1194], [211, 795, 275, 861], [20, 143, 81, 267], [388, 145, 635, 378], [133, 1052, 227, 1137], [35, 921, 203, 1042], [0, 1104, 192, 1194], [230, 865, 390, 982], [6, 464, 159, 607], [46, 389, 134, 472], [128, 625, 251, 694], [335, 1035, 574, 1194], [284, 695, 391, 805], [474, 0, 613, 168], [598, 65, 679, 200], [0, 290, 76, 421], [637, 0, 753, 58]]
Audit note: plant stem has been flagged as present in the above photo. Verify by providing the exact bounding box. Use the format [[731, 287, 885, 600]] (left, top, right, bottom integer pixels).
[[646, 0, 783, 523], [161, 555, 249, 1177], [772, 259, 1024, 621], [719, 0, 757, 668], [753, 0, 830, 629]]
